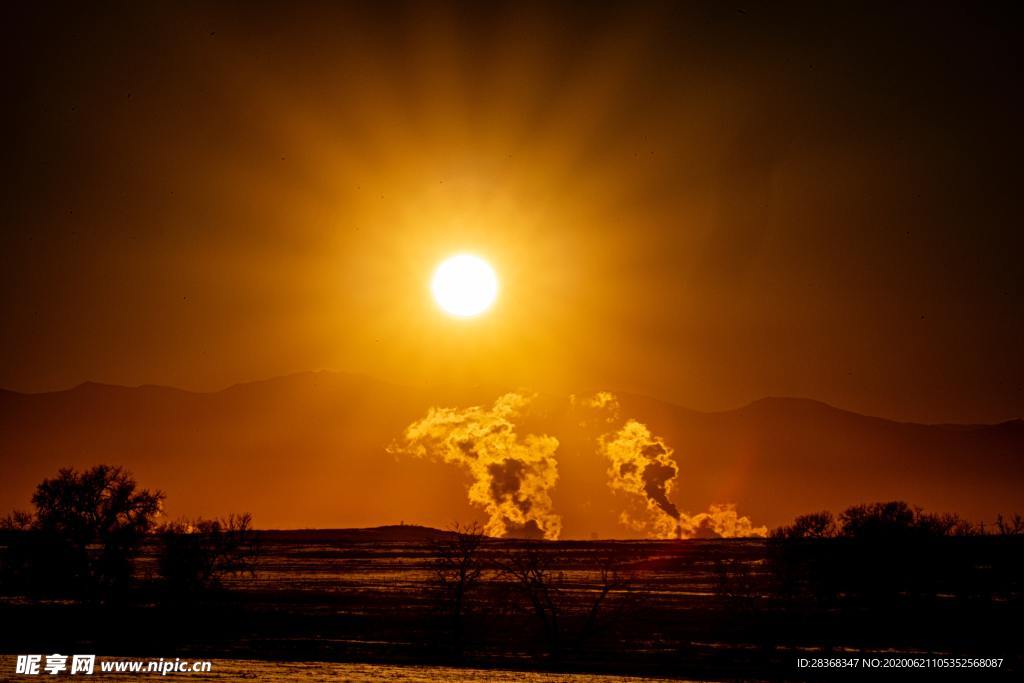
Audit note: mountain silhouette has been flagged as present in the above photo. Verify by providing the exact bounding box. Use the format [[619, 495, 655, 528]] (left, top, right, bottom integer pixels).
[[1, 372, 1020, 538]]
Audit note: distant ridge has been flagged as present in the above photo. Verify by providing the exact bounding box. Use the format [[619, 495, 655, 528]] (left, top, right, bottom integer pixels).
[[3, 372, 1018, 427], [257, 524, 453, 543], [1, 370, 1021, 537]]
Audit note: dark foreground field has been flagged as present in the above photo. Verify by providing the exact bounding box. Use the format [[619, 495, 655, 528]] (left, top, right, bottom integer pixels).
[[2, 528, 1022, 680]]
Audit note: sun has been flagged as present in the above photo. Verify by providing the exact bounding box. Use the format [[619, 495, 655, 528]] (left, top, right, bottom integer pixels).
[[431, 254, 499, 318]]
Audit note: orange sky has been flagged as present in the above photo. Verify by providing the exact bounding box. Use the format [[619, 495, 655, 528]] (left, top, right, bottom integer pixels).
[[1, 1, 1022, 424]]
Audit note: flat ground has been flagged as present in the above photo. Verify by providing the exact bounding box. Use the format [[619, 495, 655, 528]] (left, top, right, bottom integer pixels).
[[1, 530, 1021, 680]]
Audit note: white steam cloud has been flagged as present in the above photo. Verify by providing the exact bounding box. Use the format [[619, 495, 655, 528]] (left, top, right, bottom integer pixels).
[[389, 392, 561, 540], [393, 390, 765, 541], [597, 414, 767, 539], [570, 391, 620, 426]]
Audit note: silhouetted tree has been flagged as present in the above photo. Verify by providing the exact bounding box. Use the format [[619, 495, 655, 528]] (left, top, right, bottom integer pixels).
[[1, 466, 163, 598], [431, 521, 487, 653], [497, 543, 564, 660], [773, 503, 992, 542], [915, 511, 977, 537], [996, 513, 1024, 535], [770, 511, 837, 540], [839, 501, 919, 539], [838, 502, 983, 540], [768, 501, 1024, 611], [578, 550, 636, 647], [158, 513, 258, 596]]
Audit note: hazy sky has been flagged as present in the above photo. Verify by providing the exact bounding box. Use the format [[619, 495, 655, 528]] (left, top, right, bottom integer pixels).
[[2, 1, 1022, 424]]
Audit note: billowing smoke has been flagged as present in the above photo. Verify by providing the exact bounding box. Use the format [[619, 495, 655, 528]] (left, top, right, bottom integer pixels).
[[679, 504, 768, 539], [600, 419, 683, 538], [599, 417, 767, 539], [570, 391, 620, 426], [390, 393, 561, 540]]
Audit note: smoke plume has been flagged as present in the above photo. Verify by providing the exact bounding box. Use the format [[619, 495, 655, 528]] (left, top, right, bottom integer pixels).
[[390, 393, 561, 540], [600, 419, 683, 538], [679, 504, 768, 539], [599, 418, 767, 539], [570, 391, 620, 427]]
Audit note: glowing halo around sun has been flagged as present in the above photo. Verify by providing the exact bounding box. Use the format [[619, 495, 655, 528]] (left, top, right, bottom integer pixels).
[[431, 254, 499, 318]]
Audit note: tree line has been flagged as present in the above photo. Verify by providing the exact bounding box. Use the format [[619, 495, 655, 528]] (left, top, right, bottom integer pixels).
[[0, 465, 257, 601], [770, 501, 1024, 540]]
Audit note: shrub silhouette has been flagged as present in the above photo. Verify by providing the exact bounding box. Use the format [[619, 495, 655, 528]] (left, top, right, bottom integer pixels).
[[0, 510, 34, 531], [158, 513, 258, 596]]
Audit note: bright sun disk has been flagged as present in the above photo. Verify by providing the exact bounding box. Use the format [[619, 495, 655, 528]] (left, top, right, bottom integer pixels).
[[431, 254, 499, 317]]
